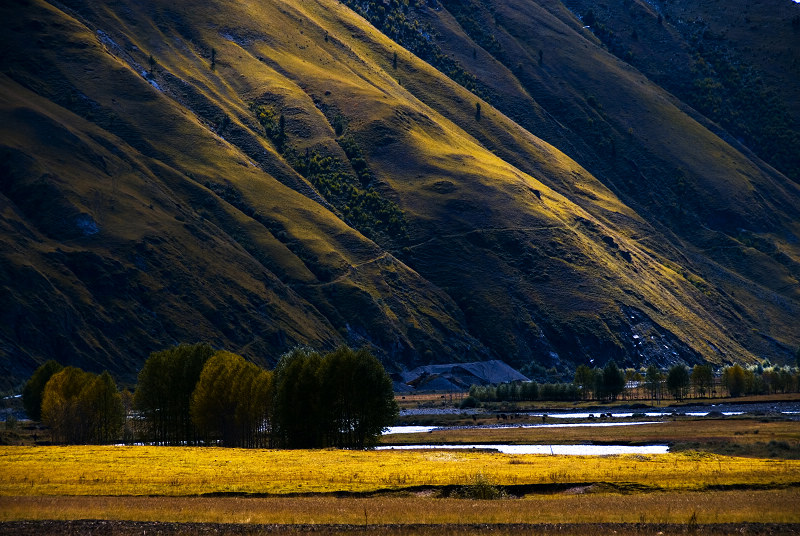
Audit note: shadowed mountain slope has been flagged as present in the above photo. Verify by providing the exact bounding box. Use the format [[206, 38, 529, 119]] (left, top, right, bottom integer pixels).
[[409, 0, 800, 369], [1, 0, 798, 390]]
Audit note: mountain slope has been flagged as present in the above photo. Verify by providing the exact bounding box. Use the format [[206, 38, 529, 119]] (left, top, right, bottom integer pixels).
[[0, 0, 489, 387], [407, 0, 800, 367], [1, 0, 798, 390]]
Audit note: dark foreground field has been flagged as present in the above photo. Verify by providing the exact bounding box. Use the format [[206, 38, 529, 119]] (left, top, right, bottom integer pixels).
[[6, 521, 800, 536]]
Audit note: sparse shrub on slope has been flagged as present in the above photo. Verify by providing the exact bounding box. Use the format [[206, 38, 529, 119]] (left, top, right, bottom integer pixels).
[[290, 147, 410, 248], [340, 0, 491, 100], [253, 104, 286, 151], [253, 102, 410, 249], [438, 0, 504, 57], [685, 39, 800, 182]]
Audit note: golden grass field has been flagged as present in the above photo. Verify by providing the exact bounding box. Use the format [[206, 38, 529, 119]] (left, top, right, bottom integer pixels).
[[2, 445, 800, 497], [2, 443, 800, 528], [2, 410, 800, 534]]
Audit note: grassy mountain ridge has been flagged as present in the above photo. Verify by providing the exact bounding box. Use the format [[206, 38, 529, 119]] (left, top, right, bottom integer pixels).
[[1, 0, 798, 390]]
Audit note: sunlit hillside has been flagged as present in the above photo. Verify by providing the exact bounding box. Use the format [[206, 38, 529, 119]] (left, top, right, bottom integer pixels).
[[1, 0, 799, 389]]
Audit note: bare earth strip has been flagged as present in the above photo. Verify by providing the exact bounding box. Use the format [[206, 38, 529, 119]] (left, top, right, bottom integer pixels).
[[3, 520, 800, 536], [2, 490, 800, 525]]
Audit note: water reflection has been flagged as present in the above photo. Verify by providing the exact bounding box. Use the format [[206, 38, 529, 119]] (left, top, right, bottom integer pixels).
[[527, 411, 744, 418], [384, 421, 661, 435], [377, 444, 670, 455]]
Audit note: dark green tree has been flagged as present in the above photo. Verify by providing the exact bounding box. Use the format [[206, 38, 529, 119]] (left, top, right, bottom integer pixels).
[[468, 384, 496, 402], [191, 351, 246, 446], [691, 364, 713, 398], [81, 371, 125, 443], [592, 366, 604, 399], [574, 364, 595, 400], [742, 367, 761, 396], [271, 347, 324, 448], [602, 360, 626, 401], [120, 388, 135, 443], [475, 101, 481, 121], [496, 382, 512, 401], [319, 346, 398, 449], [521, 381, 539, 401], [134, 342, 215, 445], [271, 346, 396, 449], [721, 364, 746, 397], [23, 360, 63, 421], [645, 364, 664, 401], [779, 369, 796, 393], [666, 365, 690, 401]]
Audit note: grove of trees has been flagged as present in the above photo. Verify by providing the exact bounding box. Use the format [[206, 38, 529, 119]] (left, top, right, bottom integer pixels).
[[272, 346, 398, 449], [40, 367, 124, 444], [22, 345, 800, 446], [468, 360, 800, 404], [23, 343, 397, 449], [134, 342, 216, 445], [666, 365, 691, 401], [190, 350, 273, 448]]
